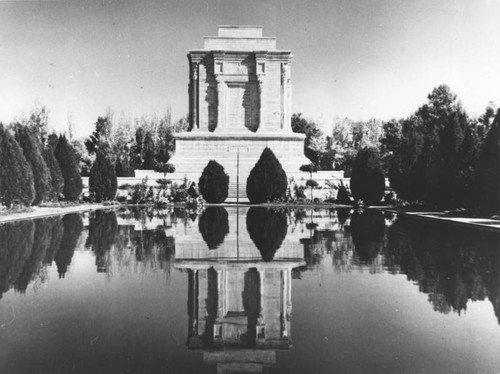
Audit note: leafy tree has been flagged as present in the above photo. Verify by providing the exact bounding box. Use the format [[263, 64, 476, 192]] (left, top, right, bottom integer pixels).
[[199, 160, 229, 203], [0, 124, 35, 207], [350, 148, 385, 206], [476, 109, 500, 214], [89, 146, 117, 202], [14, 126, 52, 204], [85, 116, 113, 156], [246, 148, 288, 203], [246, 208, 287, 261], [291, 113, 312, 134], [54, 135, 83, 200], [198, 207, 229, 249]]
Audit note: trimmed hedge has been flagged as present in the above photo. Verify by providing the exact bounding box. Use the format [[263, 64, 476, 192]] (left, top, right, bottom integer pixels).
[[246, 148, 287, 203], [199, 160, 229, 203]]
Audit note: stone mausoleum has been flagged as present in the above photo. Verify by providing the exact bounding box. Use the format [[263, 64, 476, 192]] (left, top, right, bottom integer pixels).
[[169, 25, 309, 200]]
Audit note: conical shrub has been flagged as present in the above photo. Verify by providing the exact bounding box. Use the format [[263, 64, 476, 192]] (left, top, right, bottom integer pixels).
[[199, 160, 229, 203], [246, 148, 287, 203]]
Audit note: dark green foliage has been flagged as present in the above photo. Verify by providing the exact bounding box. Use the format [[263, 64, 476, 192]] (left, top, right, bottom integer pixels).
[[246, 208, 287, 261], [43, 146, 64, 200], [335, 180, 351, 203], [55, 213, 83, 278], [0, 124, 35, 207], [89, 148, 117, 202], [476, 109, 500, 214], [43, 217, 64, 265], [0, 220, 35, 298], [85, 116, 112, 156], [115, 158, 135, 177], [198, 207, 229, 249], [387, 216, 500, 320], [246, 148, 288, 203], [350, 148, 385, 206], [349, 209, 385, 263], [199, 160, 229, 203], [305, 179, 319, 188], [142, 131, 156, 169], [387, 85, 480, 208], [14, 218, 55, 292], [300, 163, 318, 174], [154, 162, 176, 174], [54, 135, 83, 200], [15, 126, 52, 204], [86, 210, 118, 272]]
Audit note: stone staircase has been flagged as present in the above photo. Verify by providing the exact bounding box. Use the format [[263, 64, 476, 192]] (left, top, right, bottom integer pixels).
[[226, 182, 248, 203]]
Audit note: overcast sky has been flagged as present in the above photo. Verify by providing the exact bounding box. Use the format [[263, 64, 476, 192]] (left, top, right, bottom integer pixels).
[[1, 0, 499, 138]]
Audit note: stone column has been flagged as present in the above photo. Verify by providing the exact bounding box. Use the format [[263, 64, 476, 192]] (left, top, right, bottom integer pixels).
[[215, 74, 225, 131], [257, 75, 265, 131]]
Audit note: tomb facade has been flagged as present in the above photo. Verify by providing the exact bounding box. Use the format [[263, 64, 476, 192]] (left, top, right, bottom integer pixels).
[[169, 26, 309, 200]]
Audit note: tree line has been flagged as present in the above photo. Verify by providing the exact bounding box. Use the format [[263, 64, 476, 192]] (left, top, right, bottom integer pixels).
[[0, 112, 82, 207], [294, 84, 499, 214]]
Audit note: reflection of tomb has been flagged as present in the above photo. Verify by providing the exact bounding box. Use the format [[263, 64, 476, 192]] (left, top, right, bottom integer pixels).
[[175, 207, 305, 373]]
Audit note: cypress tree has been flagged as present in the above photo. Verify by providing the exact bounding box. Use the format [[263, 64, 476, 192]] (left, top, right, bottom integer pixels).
[[199, 160, 229, 203], [14, 126, 52, 204], [43, 146, 64, 200], [246, 148, 288, 203], [350, 147, 385, 206], [89, 147, 117, 202], [0, 124, 35, 207], [54, 135, 82, 201]]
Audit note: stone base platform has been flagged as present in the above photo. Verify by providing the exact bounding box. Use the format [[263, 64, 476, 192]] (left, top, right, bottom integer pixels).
[[168, 131, 311, 188]]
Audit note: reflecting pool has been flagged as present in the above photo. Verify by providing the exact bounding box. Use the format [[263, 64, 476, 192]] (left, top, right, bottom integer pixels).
[[0, 207, 499, 373]]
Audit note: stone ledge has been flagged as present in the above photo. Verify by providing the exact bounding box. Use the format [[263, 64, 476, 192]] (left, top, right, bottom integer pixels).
[[175, 131, 306, 141]]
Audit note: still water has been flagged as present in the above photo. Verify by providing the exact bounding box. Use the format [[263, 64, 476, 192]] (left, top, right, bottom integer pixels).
[[0, 207, 499, 374]]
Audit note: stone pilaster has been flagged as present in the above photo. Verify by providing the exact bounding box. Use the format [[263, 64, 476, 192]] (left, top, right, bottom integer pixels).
[[281, 63, 291, 131], [191, 62, 199, 130], [215, 74, 225, 131], [257, 75, 265, 131]]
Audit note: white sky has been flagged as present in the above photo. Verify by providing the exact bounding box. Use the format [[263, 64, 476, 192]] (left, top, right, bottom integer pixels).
[[1, 0, 499, 138]]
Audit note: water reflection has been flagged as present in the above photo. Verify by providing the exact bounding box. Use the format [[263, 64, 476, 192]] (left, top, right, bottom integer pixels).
[[387, 216, 500, 321], [176, 206, 303, 373], [0, 207, 500, 372], [198, 207, 229, 250]]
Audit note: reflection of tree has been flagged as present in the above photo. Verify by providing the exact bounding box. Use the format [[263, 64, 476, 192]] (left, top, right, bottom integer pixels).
[[14, 218, 57, 292], [349, 209, 385, 263], [86, 210, 118, 272], [198, 207, 229, 250], [246, 208, 287, 261], [55, 214, 83, 278], [387, 217, 500, 323], [43, 217, 64, 265], [0, 221, 35, 298]]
